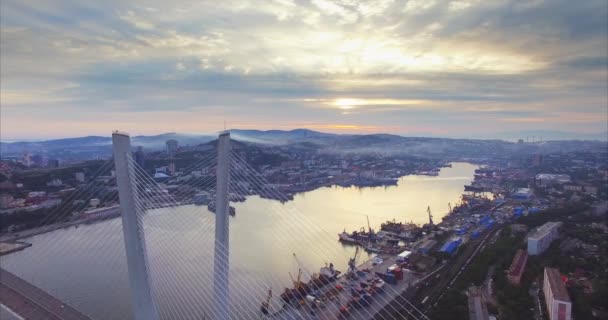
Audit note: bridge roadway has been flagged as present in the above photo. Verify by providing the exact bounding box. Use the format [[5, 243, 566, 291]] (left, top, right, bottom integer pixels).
[[0, 268, 91, 320]]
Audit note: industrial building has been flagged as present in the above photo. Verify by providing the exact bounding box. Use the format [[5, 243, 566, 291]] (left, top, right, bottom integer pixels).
[[467, 286, 489, 320], [440, 237, 462, 254], [417, 239, 437, 254], [528, 221, 562, 255], [512, 188, 533, 200], [535, 173, 571, 186], [507, 249, 528, 285], [543, 267, 571, 320]]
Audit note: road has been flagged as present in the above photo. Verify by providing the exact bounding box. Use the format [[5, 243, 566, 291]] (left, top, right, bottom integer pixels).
[[0, 268, 91, 320], [403, 226, 501, 317], [530, 281, 544, 320]]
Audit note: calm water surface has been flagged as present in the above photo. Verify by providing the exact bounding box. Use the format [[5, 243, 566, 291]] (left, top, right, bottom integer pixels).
[[0, 162, 479, 319]]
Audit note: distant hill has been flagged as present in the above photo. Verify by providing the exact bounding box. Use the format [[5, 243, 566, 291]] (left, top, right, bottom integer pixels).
[[0, 133, 215, 161], [229, 129, 335, 144], [1, 129, 606, 162], [491, 130, 608, 142]]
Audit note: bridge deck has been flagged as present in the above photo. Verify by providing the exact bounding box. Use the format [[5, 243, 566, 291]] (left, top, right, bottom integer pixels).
[[0, 268, 91, 320]]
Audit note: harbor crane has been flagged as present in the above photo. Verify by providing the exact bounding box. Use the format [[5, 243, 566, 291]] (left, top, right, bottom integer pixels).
[[260, 288, 272, 316], [347, 246, 361, 279]]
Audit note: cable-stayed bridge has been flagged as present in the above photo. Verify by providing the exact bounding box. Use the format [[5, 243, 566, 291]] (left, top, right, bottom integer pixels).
[[0, 132, 430, 320]]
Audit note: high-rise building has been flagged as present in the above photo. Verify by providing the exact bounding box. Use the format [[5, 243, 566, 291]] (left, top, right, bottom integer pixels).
[[47, 159, 60, 168], [528, 221, 562, 255], [543, 267, 571, 320], [75, 172, 85, 182], [168, 162, 176, 176], [166, 140, 178, 157], [0, 193, 14, 209], [532, 154, 543, 167], [135, 146, 145, 167], [22, 152, 32, 167], [32, 154, 44, 166]]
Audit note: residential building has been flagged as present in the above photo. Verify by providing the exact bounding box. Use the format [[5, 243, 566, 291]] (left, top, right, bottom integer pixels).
[[507, 249, 528, 285], [543, 267, 572, 320], [528, 221, 562, 255]]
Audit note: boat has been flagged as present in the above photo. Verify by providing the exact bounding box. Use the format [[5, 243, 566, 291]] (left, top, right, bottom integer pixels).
[[364, 242, 381, 253], [380, 219, 419, 233], [207, 201, 236, 216], [279, 263, 341, 306], [339, 231, 360, 245], [319, 263, 339, 280]]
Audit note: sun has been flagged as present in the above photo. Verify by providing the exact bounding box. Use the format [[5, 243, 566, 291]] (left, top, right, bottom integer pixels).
[[333, 98, 364, 110]]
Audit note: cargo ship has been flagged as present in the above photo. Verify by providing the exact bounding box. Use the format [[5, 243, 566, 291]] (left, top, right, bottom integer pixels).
[[279, 263, 341, 306]]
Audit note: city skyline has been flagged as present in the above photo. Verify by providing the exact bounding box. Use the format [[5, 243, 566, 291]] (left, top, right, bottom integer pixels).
[[1, 0, 607, 140]]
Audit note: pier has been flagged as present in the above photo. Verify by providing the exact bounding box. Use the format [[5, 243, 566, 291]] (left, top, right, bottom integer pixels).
[[0, 242, 31, 256]]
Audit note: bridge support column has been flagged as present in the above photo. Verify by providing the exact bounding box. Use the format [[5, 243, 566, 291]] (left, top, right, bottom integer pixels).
[[112, 131, 159, 320], [214, 131, 231, 320]]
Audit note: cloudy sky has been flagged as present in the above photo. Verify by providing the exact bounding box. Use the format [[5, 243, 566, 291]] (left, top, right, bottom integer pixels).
[[1, 0, 607, 140]]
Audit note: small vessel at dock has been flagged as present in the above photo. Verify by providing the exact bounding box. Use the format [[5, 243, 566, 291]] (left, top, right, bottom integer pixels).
[[279, 257, 341, 307], [207, 201, 236, 216], [339, 230, 361, 245]]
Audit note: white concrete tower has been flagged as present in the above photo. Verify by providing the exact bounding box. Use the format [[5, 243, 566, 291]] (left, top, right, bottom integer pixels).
[[214, 132, 231, 320], [112, 132, 159, 320]]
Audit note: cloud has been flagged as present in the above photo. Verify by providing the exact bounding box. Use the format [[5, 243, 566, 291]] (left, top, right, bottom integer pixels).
[[0, 0, 606, 140]]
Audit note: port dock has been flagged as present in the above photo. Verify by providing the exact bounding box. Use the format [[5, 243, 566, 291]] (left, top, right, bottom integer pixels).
[[271, 252, 423, 320]]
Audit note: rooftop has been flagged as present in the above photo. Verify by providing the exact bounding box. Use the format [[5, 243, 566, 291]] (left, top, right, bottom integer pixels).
[[545, 267, 571, 302], [468, 286, 489, 320], [529, 221, 562, 240], [508, 249, 528, 277]]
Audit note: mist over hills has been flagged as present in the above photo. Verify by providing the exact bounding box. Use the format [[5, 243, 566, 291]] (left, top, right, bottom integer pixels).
[[1, 129, 606, 162]]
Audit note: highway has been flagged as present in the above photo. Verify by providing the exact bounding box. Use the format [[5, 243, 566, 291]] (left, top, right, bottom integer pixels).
[[0, 268, 91, 320]]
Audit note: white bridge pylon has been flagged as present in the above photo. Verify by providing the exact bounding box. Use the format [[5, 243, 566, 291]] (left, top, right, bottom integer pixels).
[[112, 131, 232, 320], [214, 131, 231, 320], [112, 131, 159, 320]]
